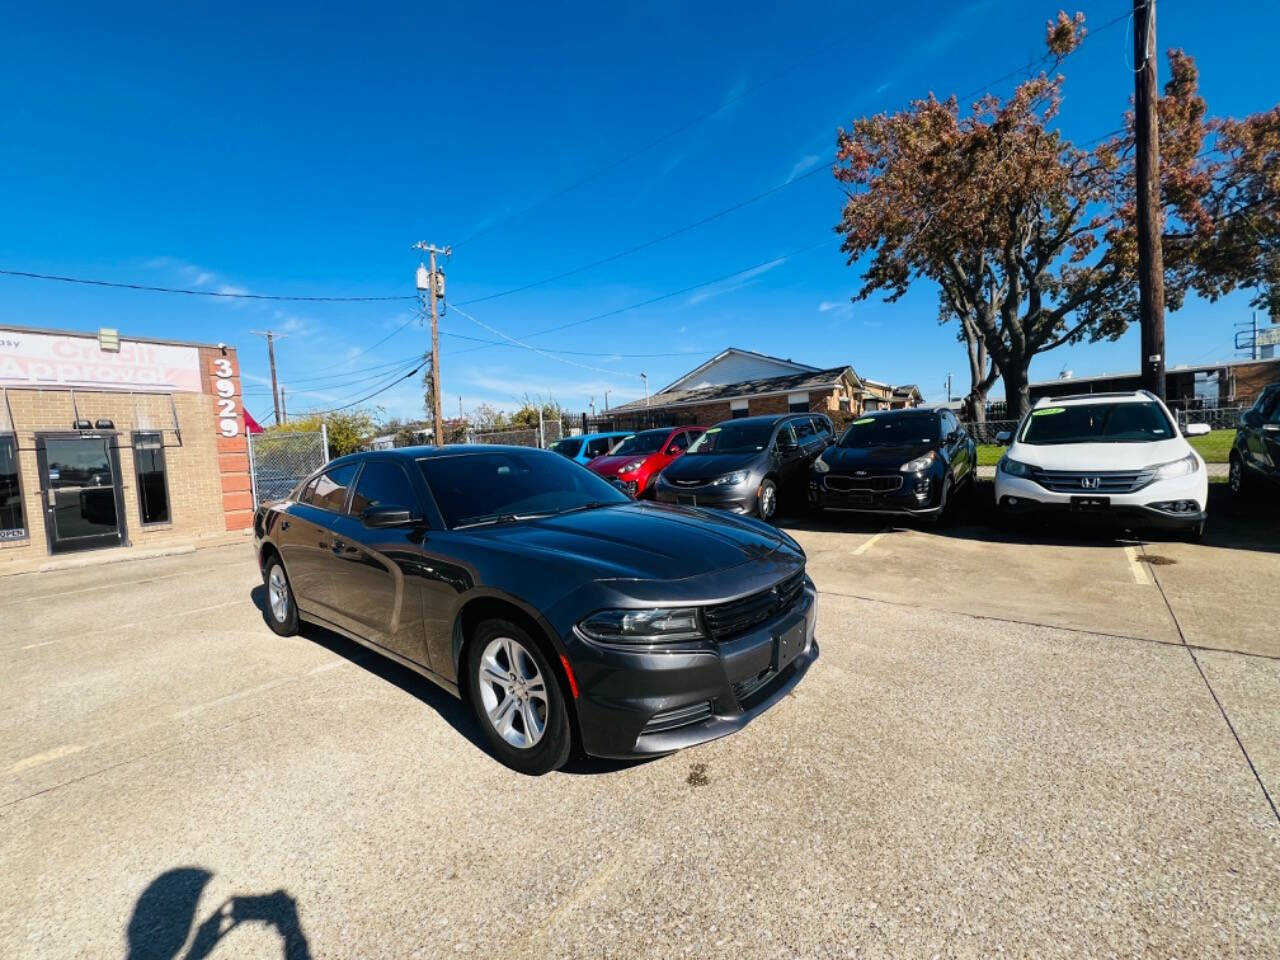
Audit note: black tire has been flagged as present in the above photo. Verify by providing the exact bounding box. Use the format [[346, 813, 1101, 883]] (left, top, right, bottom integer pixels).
[[1229, 453, 1252, 501], [756, 478, 779, 523], [465, 618, 572, 776], [1185, 520, 1206, 542], [263, 556, 300, 637]]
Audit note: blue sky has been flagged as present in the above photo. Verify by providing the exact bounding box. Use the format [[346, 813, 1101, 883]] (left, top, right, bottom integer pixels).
[[1, 0, 1274, 423]]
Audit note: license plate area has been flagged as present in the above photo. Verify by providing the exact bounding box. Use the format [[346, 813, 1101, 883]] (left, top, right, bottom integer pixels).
[[1070, 495, 1111, 511], [773, 618, 807, 671]]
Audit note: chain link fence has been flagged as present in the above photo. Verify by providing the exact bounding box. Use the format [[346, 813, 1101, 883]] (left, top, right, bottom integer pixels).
[[1174, 405, 1245, 431], [962, 419, 1021, 444], [248, 430, 329, 503], [469, 420, 564, 448]]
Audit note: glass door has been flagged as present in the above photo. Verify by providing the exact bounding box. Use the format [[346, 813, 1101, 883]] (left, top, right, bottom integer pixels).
[[36, 434, 127, 553]]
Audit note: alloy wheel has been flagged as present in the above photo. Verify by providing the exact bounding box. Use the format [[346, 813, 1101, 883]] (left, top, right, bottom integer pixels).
[[1229, 458, 1242, 494], [268, 565, 289, 623], [477, 636, 548, 749], [759, 482, 776, 520]]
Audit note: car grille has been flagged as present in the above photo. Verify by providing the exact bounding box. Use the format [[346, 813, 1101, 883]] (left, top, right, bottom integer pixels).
[[702, 569, 806, 642], [1034, 468, 1157, 494], [732, 667, 776, 703], [641, 701, 713, 734], [669, 478, 706, 487], [824, 474, 902, 493]]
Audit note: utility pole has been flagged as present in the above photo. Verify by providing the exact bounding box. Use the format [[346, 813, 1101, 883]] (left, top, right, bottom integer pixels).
[[1134, 0, 1166, 398], [603, 389, 610, 412], [280, 386, 287, 424], [413, 242, 450, 446], [640, 373, 649, 409], [249, 330, 286, 425], [945, 373, 953, 404]]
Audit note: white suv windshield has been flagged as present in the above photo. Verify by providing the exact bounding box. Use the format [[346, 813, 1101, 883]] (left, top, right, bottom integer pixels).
[[1019, 401, 1174, 445]]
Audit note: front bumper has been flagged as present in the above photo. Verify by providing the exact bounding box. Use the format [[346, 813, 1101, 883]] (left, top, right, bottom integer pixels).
[[566, 581, 819, 759], [652, 477, 758, 515], [994, 471, 1208, 530], [807, 472, 941, 516]]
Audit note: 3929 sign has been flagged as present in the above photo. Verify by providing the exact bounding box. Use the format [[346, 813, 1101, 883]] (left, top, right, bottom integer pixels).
[[213, 358, 240, 438]]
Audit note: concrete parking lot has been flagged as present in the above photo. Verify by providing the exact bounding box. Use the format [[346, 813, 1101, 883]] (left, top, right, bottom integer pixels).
[[3, 486, 1278, 958]]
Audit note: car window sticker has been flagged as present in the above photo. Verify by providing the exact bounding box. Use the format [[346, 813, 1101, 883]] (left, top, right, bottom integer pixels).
[[1032, 407, 1066, 416]]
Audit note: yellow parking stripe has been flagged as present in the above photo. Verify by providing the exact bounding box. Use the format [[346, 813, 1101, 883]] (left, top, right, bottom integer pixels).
[[1124, 545, 1155, 586], [851, 528, 892, 556]]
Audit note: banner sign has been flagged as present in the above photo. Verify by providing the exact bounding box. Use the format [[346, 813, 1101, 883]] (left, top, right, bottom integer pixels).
[[0, 329, 203, 393]]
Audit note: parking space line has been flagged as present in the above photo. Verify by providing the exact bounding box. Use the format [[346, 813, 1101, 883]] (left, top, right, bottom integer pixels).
[[1124, 545, 1154, 586], [851, 527, 892, 556], [7, 743, 84, 775]]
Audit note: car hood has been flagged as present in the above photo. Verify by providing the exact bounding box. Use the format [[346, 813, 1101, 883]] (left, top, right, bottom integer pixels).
[[821, 443, 934, 472], [662, 452, 762, 480], [1010, 437, 1192, 471], [588, 453, 655, 476], [460, 501, 792, 581]]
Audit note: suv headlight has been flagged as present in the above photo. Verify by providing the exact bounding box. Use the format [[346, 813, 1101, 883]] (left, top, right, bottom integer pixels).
[[812, 456, 830, 474], [579, 607, 703, 644], [710, 471, 747, 486], [618, 459, 645, 473], [1154, 452, 1200, 479], [900, 451, 937, 473], [999, 456, 1034, 478]]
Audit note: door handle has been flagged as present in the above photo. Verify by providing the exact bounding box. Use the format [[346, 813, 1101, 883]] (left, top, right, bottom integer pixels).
[[281, 520, 291, 531], [332, 540, 346, 553]]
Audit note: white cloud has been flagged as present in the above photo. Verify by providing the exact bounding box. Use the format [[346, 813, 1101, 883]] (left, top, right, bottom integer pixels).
[[686, 257, 788, 306], [817, 301, 843, 312], [787, 154, 820, 183]]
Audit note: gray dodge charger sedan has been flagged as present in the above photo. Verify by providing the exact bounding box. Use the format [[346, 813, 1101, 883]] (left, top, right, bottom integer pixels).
[[254, 445, 819, 774]]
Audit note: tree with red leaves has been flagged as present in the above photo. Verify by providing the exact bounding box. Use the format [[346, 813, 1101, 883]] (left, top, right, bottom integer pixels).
[[834, 11, 1278, 421]]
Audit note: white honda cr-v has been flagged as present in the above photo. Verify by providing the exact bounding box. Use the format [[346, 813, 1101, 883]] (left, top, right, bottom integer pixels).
[[994, 391, 1210, 539]]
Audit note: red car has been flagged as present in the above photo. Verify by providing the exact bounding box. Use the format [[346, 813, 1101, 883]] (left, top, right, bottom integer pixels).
[[586, 426, 704, 498]]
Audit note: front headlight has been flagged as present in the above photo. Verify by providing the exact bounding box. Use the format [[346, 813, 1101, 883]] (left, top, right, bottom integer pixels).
[[619, 459, 645, 473], [710, 471, 747, 486], [999, 456, 1034, 478], [900, 451, 937, 473], [1154, 452, 1200, 479], [812, 456, 830, 474], [579, 607, 703, 644]]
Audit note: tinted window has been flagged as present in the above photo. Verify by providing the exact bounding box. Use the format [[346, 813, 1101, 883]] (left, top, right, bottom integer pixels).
[[133, 432, 170, 524], [299, 476, 320, 504], [349, 461, 417, 515], [1019, 402, 1174, 445], [418, 450, 628, 528], [776, 423, 798, 448], [311, 463, 359, 511], [793, 418, 815, 441], [839, 414, 941, 447], [669, 430, 692, 451], [611, 430, 668, 456], [1262, 389, 1280, 423], [585, 436, 617, 458], [0, 434, 25, 541], [551, 437, 582, 458], [687, 421, 775, 454], [811, 417, 831, 438]]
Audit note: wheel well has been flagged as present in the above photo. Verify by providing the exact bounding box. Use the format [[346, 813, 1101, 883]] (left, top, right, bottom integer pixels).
[[454, 597, 582, 744], [258, 542, 281, 576]]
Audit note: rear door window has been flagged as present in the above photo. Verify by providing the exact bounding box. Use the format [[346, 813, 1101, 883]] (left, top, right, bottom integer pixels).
[[585, 436, 616, 458], [792, 418, 815, 444]]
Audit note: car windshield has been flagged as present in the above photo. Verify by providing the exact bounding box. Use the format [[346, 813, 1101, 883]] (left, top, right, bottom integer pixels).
[[839, 415, 940, 447], [1018, 401, 1175, 444], [418, 450, 629, 528], [686, 421, 774, 455], [550, 438, 582, 457], [609, 430, 669, 456]]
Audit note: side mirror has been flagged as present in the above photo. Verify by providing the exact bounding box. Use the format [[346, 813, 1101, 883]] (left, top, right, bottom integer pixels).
[[361, 504, 416, 527], [666, 445, 681, 456], [778, 441, 798, 454], [1182, 422, 1211, 437], [1242, 410, 1262, 428], [995, 431, 1012, 445]]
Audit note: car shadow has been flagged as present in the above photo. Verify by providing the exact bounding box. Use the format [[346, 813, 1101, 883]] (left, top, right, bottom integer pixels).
[[780, 481, 1280, 553], [249, 586, 659, 777], [126, 866, 311, 960]]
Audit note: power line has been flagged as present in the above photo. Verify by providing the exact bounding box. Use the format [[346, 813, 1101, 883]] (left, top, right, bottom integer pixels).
[[0, 267, 412, 302], [307, 358, 426, 414], [439, 330, 696, 357], [455, 166, 827, 306], [448, 303, 641, 379], [307, 312, 420, 373]]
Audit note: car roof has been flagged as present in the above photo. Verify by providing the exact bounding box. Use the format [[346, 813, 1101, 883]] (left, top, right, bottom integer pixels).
[[328, 444, 560, 468], [856, 407, 941, 419], [712, 413, 823, 427], [579, 430, 631, 440], [1033, 391, 1159, 407]]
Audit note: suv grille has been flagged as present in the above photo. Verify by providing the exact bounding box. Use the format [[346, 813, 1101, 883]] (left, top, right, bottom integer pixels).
[[1034, 469, 1156, 494], [703, 570, 806, 642], [824, 474, 902, 492]]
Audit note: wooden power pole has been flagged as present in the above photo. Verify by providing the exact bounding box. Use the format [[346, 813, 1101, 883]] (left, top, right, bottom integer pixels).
[[250, 330, 286, 425], [1134, 0, 1165, 398], [413, 242, 450, 446]]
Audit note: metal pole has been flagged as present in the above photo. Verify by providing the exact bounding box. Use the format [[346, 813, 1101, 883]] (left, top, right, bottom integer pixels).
[[538, 406, 545, 449], [246, 429, 258, 504], [320, 421, 329, 463], [1134, 0, 1166, 398], [428, 249, 445, 446]]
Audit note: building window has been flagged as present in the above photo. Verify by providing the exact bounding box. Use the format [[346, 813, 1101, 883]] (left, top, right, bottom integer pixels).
[[0, 433, 26, 541], [839, 397, 851, 412], [133, 432, 171, 524], [787, 392, 809, 413], [730, 399, 749, 419]]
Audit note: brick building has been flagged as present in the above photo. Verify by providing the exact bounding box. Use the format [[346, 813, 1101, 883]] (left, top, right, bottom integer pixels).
[[1027, 356, 1280, 409], [1, 325, 251, 571], [599, 348, 917, 429]]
